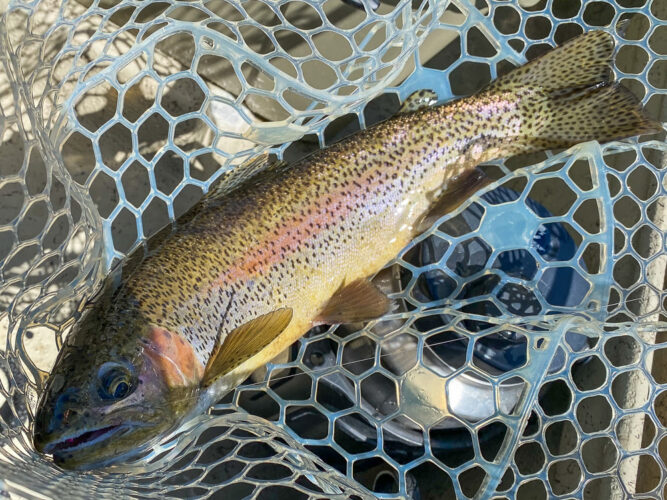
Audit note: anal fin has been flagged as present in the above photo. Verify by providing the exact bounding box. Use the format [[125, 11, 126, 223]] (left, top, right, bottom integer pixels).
[[415, 168, 494, 234], [201, 308, 293, 388], [316, 279, 391, 325]]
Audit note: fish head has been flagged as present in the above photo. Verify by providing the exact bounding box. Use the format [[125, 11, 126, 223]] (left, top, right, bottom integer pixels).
[[33, 300, 203, 469]]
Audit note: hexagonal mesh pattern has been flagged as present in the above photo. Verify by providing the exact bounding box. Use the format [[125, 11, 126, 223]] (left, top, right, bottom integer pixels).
[[0, 0, 665, 498]]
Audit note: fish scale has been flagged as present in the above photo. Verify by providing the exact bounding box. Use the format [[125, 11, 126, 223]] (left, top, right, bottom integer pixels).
[[124, 95, 523, 364], [32, 30, 661, 469]]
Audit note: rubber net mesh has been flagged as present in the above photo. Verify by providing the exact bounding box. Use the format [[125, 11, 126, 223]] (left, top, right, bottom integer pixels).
[[0, 0, 665, 498]]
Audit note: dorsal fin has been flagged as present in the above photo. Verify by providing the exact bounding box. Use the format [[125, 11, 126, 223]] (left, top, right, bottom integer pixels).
[[202, 153, 286, 202], [201, 308, 293, 388], [398, 89, 439, 114]]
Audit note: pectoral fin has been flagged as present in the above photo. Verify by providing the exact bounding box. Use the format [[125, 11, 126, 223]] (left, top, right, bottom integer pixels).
[[415, 168, 494, 234], [316, 279, 391, 325], [201, 308, 293, 388], [398, 89, 438, 114]]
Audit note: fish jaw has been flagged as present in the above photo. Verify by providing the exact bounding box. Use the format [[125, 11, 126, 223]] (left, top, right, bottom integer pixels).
[[33, 394, 186, 470], [38, 423, 125, 456], [33, 403, 154, 470], [32, 381, 166, 470], [41, 424, 162, 470]]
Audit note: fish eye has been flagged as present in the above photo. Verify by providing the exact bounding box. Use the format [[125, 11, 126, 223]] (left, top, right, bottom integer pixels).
[[97, 362, 135, 400]]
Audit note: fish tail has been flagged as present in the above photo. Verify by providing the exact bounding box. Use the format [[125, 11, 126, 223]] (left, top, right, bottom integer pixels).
[[488, 30, 662, 147]]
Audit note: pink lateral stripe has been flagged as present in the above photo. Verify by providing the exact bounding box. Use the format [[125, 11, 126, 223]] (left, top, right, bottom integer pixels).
[[210, 167, 384, 288]]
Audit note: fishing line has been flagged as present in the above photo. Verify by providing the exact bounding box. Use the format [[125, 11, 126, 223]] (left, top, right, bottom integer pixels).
[[145, 332, 530, 410], [230, 315, 667, 392], [99, 314, 667, 428], [30, 299, 666, 412], [383, 292, 667, 315]]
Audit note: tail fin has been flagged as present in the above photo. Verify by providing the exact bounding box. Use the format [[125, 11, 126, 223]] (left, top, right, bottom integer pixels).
[[487, 30, 662, 147]]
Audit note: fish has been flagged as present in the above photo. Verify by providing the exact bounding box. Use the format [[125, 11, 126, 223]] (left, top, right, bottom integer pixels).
[[33, 30, 660, 469]]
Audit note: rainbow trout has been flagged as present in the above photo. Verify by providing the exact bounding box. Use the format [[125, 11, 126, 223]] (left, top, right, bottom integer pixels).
[[33, 31, 659, 468]]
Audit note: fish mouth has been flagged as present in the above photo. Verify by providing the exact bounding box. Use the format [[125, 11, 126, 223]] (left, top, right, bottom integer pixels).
[[44, 424, 124, 455]]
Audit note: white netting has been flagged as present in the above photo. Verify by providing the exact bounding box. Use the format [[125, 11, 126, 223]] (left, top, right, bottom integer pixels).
[[0, 0, 665, 498]]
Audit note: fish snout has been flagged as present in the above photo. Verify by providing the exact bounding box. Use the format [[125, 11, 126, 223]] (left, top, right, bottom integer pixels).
[[32, 407, 62, 454], [33, 388, 83, 452]]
